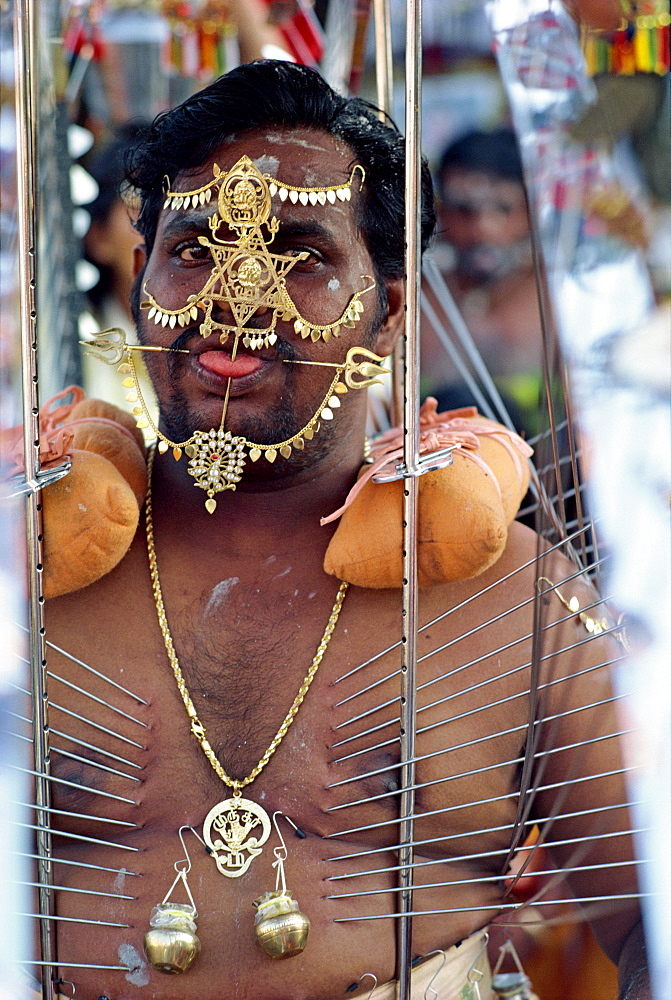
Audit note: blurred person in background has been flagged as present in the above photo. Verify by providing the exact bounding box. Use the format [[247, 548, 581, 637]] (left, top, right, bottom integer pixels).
[[82, 122, 143, 332], [423, 129, 544, 435], [79, 122, 156, 414]]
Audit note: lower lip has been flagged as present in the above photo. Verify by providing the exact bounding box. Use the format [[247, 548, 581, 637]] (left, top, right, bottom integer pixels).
[[198, 350, 265, 379]]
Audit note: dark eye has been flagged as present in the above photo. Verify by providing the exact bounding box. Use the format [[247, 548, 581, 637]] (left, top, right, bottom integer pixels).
[[282, 246, 321, 270], [175, 242, 212, 263]]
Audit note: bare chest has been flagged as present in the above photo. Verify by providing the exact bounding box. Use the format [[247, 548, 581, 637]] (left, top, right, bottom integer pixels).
[[45, 546, 530, 854]]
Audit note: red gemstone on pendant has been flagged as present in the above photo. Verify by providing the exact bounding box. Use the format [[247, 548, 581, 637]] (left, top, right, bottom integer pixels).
[[211, 454, 219, 460]]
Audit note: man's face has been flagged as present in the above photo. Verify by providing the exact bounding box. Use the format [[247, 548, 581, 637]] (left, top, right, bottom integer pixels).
[[134, 129, 400, 471], [439, 168, 531, 283]]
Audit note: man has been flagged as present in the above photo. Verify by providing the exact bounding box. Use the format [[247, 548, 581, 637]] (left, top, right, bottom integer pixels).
[[423, 130, 544, 434], [43, 61, 648, 998]]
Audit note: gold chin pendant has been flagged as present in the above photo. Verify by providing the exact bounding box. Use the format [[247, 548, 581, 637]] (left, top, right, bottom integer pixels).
[[202, 795, 272, 878]]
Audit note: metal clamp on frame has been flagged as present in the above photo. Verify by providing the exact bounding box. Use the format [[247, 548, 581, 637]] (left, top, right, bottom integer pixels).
[[371, 445, 456, 484], [3, 459, 72, 500]]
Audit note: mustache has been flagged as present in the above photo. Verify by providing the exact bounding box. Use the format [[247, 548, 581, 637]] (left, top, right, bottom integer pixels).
[[167, 328, 296, 360]]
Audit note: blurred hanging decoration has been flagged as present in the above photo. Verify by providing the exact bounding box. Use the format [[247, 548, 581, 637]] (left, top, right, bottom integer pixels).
[[347, 0, 373, 94], [580, 0, 670, 76], [262, 0, 325, 66], [62, 0, 179, 126], [64, 1, 107, 62], [63, 0, 107, 104], [488, 1, 670, 998], [161, 0, 239, 80]]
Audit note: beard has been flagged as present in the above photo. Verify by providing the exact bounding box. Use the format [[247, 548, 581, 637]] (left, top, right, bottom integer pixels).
[[134, 330, 341, 475], [456, 235, 533, 284]]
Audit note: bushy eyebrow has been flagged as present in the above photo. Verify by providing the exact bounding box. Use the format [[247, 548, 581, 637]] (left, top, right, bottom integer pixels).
[[158, 214, 342, 254], [274, 220, 340, 251], [158, 212, 214, 242]]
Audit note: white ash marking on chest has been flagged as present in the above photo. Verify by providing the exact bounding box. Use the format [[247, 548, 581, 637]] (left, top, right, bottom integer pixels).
[[203, 577, 240, 618], [118, 942, 150, 986], [273, 565, 293, 579], [113, 867, 128, 892]]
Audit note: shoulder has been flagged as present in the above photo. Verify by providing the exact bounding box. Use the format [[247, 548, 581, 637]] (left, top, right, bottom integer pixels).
[[417, 520, 540, 620]]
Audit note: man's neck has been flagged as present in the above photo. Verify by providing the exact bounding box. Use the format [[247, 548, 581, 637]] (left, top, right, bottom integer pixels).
[[148, 424, 366, 560]]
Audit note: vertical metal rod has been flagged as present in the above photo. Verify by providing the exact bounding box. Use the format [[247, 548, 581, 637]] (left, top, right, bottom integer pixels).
[[396, 0, 422, 994], [372, 0, 393, 120], [14, 0, 54, 993], [372, 0, 403, 427]]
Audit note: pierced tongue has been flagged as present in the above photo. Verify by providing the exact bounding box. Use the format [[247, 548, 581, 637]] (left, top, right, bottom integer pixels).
[[199, 350, 263, 378]]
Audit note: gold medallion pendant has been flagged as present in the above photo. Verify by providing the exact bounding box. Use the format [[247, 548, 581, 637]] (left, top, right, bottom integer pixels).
[[202, 796, 272, 877], [145, 448, 348, 878]]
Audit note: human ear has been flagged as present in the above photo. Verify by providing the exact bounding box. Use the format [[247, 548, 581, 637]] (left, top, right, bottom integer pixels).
[[132, 243, 147, 279], [372, 277, 405, 358]]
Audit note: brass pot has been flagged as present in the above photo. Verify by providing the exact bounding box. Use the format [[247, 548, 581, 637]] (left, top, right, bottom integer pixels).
[[253, 890, 310, 959], [492, 972, 535, 1000], [143, 903, 201, 974]]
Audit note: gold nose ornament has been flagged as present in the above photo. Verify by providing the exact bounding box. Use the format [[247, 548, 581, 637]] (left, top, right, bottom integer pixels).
[[253, 811, 310, 959], [142, 155, 371, 348], [144, 826, 201, 974]]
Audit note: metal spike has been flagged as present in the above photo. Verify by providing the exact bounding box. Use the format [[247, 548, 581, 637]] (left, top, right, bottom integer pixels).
[[15, 852, 140, 877], [16, 912, 130, 927], [43, 667, 148, 728], [326, 859, 645, 899], [6, 710, 144, 771], [325, 802, 639, 864], [51, 746, 141, 783], [19, 821, 140, 852], [14, 625, 149, 704], [13, 801, 138, 827], [24, 961, 128, 970], [326, 766, 636, 840], [10, 766, 137, 804], [330, 689, 625, 780], [331, 527, 601, 687], [15, 880, 135, 900], [327, 730, 642, 812], [332, 894, 648, 922]]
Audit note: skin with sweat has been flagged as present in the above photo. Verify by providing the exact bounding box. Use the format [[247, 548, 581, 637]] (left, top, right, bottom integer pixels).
[[45, 130, 646, 999]]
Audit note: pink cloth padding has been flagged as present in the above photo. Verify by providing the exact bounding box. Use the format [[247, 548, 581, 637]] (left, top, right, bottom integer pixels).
[[2, 386, 143, 476], [321, 398, 533, 526]]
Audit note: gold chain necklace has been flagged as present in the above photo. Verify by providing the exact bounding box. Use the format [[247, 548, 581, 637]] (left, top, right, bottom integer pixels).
[[145, 446, 348, 877]]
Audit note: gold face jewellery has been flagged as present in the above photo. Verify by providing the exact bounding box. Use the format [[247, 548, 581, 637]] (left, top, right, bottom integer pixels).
[[146, 453, 348, 879], [141, 155, 372, 350], [82, 328, 390, 513]]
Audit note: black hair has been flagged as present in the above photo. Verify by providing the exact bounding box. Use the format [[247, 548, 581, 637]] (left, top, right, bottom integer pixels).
[[437, 128, 524, 189], [126, 60, 435, 293]]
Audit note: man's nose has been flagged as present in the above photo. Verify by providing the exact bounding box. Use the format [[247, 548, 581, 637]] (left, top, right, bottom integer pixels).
[[210, 284, 272, 326], [469, 207, 500, 243]]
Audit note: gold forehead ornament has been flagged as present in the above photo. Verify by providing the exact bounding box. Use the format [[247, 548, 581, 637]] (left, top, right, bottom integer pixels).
[[141, 156, 372, 350], [161, 160, 365, 212]]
